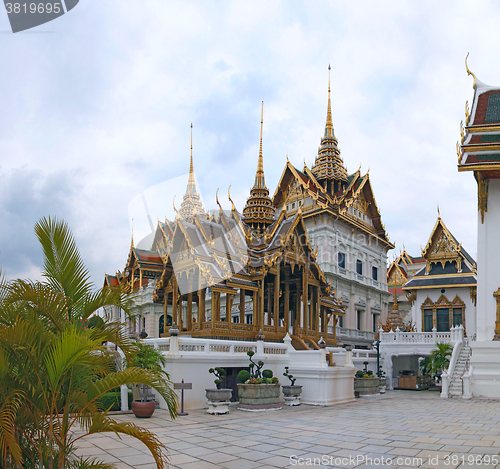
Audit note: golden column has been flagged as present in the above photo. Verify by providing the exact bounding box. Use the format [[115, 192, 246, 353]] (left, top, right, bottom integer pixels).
[[274, 268, 280, 329], [239, 289, 245, 324], [284, 271, 290, 333], [493, 288, 500, 340]]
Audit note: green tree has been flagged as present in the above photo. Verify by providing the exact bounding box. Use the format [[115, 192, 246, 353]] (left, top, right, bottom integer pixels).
[[0, 217, 177, 469], [427, 342, 454, 377]]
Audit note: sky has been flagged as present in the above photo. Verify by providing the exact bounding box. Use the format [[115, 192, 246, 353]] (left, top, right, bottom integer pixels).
[[0, 0, 498, 286]]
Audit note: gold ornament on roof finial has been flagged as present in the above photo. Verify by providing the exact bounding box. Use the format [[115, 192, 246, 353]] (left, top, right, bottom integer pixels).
[[456, 141, 462, 165], [173, 195, 179, 218], [437, 204, 440, 217], [228, 185, 236, 212], [465, 100, 471, 126], [465, 53, 476, 89], [216, 188, 223, 213]]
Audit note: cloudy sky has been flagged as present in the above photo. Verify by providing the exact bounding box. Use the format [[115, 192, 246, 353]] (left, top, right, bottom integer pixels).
[[0, 0, 498, 285]]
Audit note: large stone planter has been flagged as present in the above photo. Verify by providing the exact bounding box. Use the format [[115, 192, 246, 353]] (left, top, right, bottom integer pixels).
[[205, 388, 232, 415], [354, 377, 380, 396], [237, 383, 282, 411], [282, 385, 302, 406]]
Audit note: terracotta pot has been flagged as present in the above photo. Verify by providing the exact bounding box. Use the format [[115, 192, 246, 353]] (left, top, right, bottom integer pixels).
[[131, 400, 156, 418]]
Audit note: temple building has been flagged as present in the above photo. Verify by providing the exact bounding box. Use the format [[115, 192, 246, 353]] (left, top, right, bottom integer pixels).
[[403, 215, 476, 335], [105, 69, 394, 348], [272, 68, 393, 346]]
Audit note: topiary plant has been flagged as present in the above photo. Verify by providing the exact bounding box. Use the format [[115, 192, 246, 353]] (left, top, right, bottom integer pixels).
[[247, 351, 264, 378], [262, 369, 273, 379], [283, 366, 296, 386], [237, 369, 250, 383], [209, 367, 226, 389]]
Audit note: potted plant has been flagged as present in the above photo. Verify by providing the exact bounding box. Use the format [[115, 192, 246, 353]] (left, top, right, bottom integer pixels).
[[427, 342, 453, 390], [129, 342, 168, 418], [205, 367, 232, 414], [282, 366, 302, 406], [354, 368, 379, 396], [236, 351, 281, 411]]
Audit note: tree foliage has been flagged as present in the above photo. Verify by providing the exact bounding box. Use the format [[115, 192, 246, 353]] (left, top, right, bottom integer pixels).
[[0, 217, 177, 468], [427, 342, 454, 377]]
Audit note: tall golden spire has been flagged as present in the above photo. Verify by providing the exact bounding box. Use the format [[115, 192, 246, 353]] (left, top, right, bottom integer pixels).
[[325, 64, 334, 137], [311, 65, 349, 193], [255, 101, 265, 189], [243, 102, 276, 235], [179, 123, 205, 222]]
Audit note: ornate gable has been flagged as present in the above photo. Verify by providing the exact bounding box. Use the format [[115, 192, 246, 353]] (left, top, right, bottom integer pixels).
[[387, 262, 407, 286], [421, 216, 462, 273]]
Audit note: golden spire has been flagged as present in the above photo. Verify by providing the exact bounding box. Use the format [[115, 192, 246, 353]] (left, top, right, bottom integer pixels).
[[179, 123, 205, 222], [242, 102, 276, 235], [326, 64, 333, 133], [311, 65, 348, 188], [188, 123, 195, 189], [254, 101, 265, 189], [131, 218, 134, 249]]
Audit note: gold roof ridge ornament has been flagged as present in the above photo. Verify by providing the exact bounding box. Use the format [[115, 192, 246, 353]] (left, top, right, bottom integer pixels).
[[228, 185, 236, 212], [465, 53, 476, 90]]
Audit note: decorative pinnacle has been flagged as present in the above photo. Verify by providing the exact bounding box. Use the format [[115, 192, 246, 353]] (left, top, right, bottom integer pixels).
[[190, 123, 193, 174], [326, 64, 333, 130], [254, 101, 265, 189]]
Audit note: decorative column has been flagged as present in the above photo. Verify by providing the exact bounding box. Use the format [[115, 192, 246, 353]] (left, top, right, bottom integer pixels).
[[211, 291, 217, 329], [187, 291, 193, 331], [172, 280, 179, 327], [302, 267, 308, 332], [284, 271, 290, 333], [239, 289, 245, 324], [493, 288, 500, 340], [274, 268, 280, 329], [198, 288, 205, 326]]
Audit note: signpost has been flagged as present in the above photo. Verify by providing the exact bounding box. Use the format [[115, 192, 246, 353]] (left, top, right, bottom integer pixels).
[[173, 379, 192, 416]]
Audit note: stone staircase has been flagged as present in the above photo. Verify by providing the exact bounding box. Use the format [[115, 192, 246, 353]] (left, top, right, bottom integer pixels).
[[449, 345, 471, 398]]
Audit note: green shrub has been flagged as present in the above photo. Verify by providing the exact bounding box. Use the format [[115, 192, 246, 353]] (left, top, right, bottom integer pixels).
[[97, 392, 121, 411], [355, 370, 364, 378], [262, 369, 273, 379], [237, 370, 250, 383]]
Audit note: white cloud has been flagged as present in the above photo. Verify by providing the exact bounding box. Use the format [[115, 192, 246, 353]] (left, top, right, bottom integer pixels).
[[1, 0, 500, 282]]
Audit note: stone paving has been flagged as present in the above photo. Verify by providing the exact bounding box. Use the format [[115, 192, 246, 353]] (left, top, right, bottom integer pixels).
[[75, 391, 500, 468]]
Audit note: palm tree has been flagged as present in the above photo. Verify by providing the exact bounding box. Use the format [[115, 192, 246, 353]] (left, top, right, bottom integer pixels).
[[0, 217, 177, 469], [427, 342, 454, 378]]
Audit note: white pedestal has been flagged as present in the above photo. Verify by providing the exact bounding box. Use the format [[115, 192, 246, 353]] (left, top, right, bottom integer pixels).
[[206, 400, 230, 414]]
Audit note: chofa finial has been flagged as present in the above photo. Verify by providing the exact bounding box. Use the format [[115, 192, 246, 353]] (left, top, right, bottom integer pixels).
[[465, 53, 476, 89]]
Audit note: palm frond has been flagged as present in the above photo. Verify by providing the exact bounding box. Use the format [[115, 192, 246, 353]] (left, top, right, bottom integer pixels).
[[84, 414, 169, 469], [35, 217, 92, 317], [0, 390, 24, 467]]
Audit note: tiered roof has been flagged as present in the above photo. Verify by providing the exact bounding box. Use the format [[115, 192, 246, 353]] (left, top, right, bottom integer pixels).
[[459, 58, 500, 222], [311, 65, 349, 191]]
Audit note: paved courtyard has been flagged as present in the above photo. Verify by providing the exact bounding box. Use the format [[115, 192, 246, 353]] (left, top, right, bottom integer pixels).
[[75, 391, 500, 468]]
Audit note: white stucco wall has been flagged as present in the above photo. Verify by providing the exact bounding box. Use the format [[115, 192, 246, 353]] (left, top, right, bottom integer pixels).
[[476, 179, 500, 341], [411, 287, 475, 336]]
